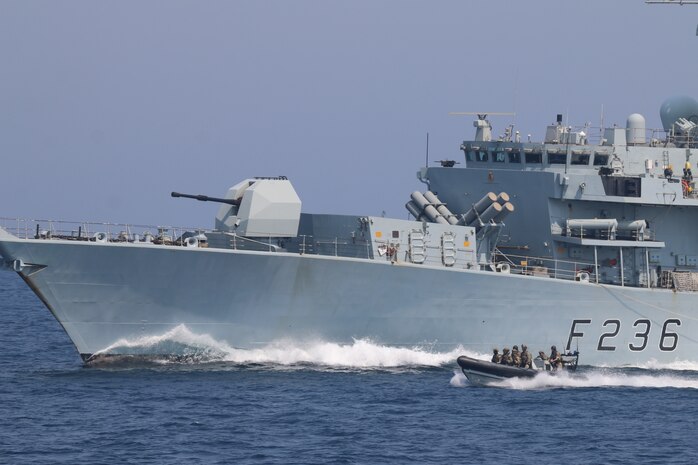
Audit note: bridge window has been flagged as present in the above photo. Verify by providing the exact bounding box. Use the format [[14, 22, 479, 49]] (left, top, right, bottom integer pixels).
[[593, 154, 609, 166], [548, 153, 567, 164], [571, 153, 590, 165], [508, 151, 521, 163], [475, 151, 489, 162], [493, 152, 506, 163], [525, 152, 542, 164]]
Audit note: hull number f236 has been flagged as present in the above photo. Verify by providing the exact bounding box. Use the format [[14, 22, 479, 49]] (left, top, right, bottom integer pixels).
[[566, 319, 682, 352]]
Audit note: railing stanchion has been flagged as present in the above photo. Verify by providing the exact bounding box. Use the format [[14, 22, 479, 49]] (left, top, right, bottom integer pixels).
[[594, 246, 599, 284]]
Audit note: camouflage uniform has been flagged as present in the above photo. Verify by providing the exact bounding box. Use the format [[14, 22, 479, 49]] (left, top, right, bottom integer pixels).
[[491, 349, 501, 364], [520, 345, 532, 369], [511, 345, 521, 367], [550, 345, 562, 369], [500, 348, 513, 366]]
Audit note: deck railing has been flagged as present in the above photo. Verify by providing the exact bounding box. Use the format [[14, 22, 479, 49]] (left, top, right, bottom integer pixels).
[[0, 217, 208, 245], [3, 217, 666, 288], [494, 250, 598, 283]]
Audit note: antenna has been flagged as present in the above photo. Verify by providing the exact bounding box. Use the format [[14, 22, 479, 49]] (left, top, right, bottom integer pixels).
[[645, 0, 698, 33], [449, 112, 516, 118], [450, 112, 516, 142], [425, 132, 429, 167], [512, 66, 519, 126], [646, 0, 698, 4]]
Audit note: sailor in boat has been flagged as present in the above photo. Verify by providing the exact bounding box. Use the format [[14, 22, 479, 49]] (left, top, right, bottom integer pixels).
[[491, 348, 501, 363], [511, 345, 521, 366], [535, 350, 553, 371], [499, 348, 512, 365], [456, 345, 580, 385], [549, 345, 562, 369], [533, 346, 576, 372], [520, 345, 532, 369]]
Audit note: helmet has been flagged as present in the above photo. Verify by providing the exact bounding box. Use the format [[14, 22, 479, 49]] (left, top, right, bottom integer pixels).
[[513, 345, 519, 350], [551, 345, 557, 351], [522, 345, 527, 350], [503, 348, 510, 353], [493, 348, 499, 353]]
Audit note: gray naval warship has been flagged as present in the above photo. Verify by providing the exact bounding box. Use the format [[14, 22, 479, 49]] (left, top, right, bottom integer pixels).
[[3, 96, 698, 366]]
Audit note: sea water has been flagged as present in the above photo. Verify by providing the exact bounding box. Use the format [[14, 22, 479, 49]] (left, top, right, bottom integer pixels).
[[1, 272, 697, 464]]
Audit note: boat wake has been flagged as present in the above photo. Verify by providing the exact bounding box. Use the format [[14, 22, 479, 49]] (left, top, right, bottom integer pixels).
[[450, 368, 698, 390], [627, 359, 698, 371], [89, 324, 476, 370], [89, 325, 698, 380]]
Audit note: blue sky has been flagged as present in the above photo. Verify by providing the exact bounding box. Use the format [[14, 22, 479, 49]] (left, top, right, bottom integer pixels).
[[1, 1, 696, 227]]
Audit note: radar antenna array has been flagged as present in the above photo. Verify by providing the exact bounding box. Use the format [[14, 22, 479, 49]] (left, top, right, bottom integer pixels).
[[645, 1, 698, 4], [449, 112, 516, 120], [646, 0, 698, 34], [449, 112, 516, 142]]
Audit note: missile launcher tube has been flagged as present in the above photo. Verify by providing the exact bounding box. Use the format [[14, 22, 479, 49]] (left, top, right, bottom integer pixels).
[[423, 191, 458, 225], [410, 191, 449, 224], [493, 202, 515, 223], [461, 192, 498, 225], [478, 201, 503, 224], [405, 201, 427, 222]]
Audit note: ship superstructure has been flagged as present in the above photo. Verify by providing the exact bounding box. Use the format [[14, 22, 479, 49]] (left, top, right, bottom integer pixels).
[[425, 97, 698, 291], [2, 98, 698, 366]]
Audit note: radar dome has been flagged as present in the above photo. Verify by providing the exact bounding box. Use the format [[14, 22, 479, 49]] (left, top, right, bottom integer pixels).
[[626, 113, 646, 145], [660, 96, 698, 131]]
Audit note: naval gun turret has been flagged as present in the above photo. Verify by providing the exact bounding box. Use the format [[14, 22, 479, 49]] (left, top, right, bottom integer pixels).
[[171, 192, 241, 206], [172, 177, 302, 237]]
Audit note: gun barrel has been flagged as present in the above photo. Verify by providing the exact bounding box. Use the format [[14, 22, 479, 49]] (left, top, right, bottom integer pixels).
[[171, 192, 241, 206]]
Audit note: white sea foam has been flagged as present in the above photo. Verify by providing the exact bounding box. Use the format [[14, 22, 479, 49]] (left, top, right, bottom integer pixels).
[[503, 370, 698, 390], [632, 359, 698, 372], [451, 369, 698, 390], [94, 324, 236, 360], [93, 325, 698, 386], [217, 338, 467, 367], [449, 370, 469, 387], [587, 359, 698, 372], [94, 324, 484, 368]]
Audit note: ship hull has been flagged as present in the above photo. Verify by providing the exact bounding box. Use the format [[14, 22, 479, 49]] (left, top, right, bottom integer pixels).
[[1, 236, 697, 366]]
